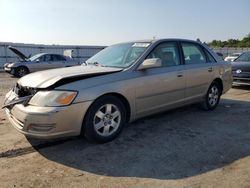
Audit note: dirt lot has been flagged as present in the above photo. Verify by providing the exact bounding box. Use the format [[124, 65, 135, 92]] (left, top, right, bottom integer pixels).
[[0, 72, 250, 188]]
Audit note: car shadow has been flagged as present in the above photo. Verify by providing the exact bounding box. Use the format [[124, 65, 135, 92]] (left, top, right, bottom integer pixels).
[[28, 98, 250, 180]]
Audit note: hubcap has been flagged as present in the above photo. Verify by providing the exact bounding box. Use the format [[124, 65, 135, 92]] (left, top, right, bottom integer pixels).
[[18, 68, 26, 76], [208, 86, 219, 106], [93, 104, 121, 136]]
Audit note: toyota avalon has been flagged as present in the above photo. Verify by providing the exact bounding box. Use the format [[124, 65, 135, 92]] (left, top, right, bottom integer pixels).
[[3, 39, 232, 143]]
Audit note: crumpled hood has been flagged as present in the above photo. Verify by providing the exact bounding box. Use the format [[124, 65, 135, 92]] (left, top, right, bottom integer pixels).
[[18, 65, 122, 88]]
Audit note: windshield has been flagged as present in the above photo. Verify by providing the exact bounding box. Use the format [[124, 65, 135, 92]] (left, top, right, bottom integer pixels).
[[86, 42, 151, 68], [29, 54, 43, 61], [235, 52, 250, 62]]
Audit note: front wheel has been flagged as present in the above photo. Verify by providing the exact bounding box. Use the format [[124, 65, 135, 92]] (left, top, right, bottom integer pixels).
[[82, 96, 127, 143], [202, 82, 222, 110], [14, 66, 29, 77]]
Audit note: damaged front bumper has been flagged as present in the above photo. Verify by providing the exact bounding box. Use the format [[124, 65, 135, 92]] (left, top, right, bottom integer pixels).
[[3, 90, 92, 139]]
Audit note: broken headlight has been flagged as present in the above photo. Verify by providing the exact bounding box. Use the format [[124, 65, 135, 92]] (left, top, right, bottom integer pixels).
[[28, 90, 78, 107]]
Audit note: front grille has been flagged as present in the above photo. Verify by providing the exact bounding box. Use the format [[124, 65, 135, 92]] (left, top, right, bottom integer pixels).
[[14, 83, 37, 97]]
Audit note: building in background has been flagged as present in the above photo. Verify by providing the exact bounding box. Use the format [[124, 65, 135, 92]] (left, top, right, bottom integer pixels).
[[0, 42, 106, 69]]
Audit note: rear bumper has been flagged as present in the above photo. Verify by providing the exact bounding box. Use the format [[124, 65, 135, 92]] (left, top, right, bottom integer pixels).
[[5, 101, 92, 139]]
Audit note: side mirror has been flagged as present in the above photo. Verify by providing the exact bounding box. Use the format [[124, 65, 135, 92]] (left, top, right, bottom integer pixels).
[[137, 58, 162, 70]]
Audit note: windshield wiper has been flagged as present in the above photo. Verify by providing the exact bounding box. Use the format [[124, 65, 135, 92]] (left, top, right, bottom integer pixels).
[[87, 62, 106, 67]]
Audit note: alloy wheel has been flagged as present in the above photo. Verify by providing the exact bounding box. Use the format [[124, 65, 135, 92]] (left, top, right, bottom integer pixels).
[[208, 86, 219, 107], [18, 68, 27, 77], [93, 104, 121, 136]]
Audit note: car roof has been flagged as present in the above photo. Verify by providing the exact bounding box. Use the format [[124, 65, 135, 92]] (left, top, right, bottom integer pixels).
[[120, 38, 203, 45], [35, 53, 65, 56]]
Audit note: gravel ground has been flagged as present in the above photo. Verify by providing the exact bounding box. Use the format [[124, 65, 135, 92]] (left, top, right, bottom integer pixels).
[[0, 72, 250, 188]]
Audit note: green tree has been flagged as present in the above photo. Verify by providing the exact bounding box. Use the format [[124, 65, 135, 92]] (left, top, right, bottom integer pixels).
[[208, 33, 250, 48]]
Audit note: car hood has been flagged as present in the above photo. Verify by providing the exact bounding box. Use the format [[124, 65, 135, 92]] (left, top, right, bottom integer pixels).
[[231, 61, 250, 71], [8, 46, 28, 61], [18, 65, 122, 88]]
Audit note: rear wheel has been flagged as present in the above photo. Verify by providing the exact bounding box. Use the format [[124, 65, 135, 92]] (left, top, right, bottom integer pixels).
[[82, 95, 127, 143], [15, 66, 29, 77], [202, 82, 222, 110]]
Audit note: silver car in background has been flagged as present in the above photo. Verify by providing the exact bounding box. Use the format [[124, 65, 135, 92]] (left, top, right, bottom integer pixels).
[[3, 39, 232, 143], [4, 46, 80, 77], [224, 53, 242, 62]]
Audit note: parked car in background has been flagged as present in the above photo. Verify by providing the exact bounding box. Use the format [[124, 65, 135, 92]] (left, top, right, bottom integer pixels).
[[3, 39, 232, 143], [4, 46, 80, 77], [231, 51, 250, 85], [224, 53, 242, 62], [216, 52, 224, 60]]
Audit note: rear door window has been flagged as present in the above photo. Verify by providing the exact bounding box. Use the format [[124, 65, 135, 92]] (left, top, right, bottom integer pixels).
[[52, 55, 66, 61], [181, 43, 206, 64]]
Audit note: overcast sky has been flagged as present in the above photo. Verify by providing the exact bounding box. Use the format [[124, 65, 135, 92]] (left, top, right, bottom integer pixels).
[[0, 0, 250, 46]]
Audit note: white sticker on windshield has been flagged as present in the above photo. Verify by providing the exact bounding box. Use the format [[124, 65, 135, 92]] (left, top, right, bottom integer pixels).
[[132, 43, 151, 48]]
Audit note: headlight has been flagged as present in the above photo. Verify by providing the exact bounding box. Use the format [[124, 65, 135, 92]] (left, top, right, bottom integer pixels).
[[7, 63, 14, 67], [29, 90, 77, 107]]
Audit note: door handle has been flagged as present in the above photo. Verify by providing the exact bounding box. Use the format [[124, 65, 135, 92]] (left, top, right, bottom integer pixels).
[[177, 72, 183, 77], [208, 67, 213, 72]]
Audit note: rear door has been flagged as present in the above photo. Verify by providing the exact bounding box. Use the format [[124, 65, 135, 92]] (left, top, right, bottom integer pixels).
[[48, 55, 64, 68], [135, 41, 186, 117], [180, 42, 215, 102]]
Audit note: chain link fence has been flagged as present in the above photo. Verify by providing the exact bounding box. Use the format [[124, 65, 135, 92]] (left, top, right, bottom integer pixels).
[[212, 47, 250, 58]]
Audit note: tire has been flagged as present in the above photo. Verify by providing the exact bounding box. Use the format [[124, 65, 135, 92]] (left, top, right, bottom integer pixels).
[[82, 95, 127, 143], [14, 66, 29, 77], [202, 81, 222, 110]]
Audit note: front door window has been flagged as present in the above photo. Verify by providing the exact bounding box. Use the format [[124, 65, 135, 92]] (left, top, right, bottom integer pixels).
[[147, 42, 180, 67]]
